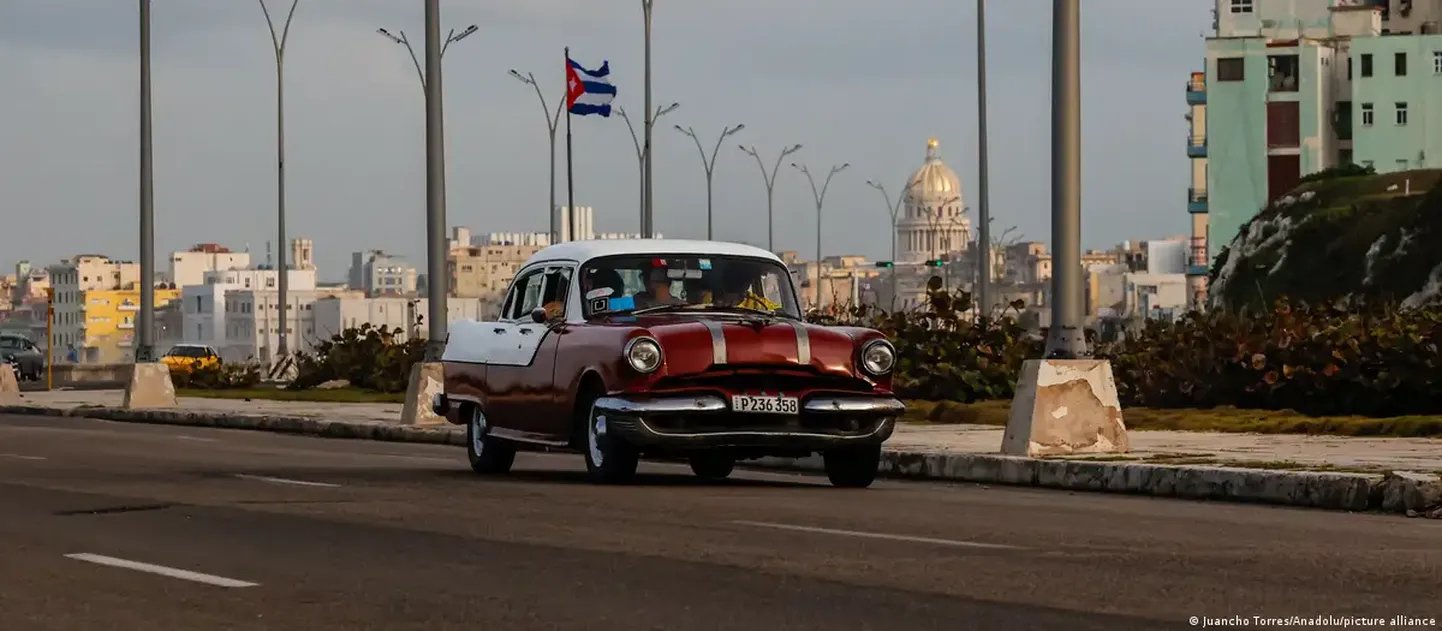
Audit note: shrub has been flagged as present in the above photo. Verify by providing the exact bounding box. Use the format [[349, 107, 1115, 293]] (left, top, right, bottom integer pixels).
[[1099, 297, 1442, 417], [289, 323, 425, 393], [169, 360, 264, 389], [808, 288, 1043, 402]]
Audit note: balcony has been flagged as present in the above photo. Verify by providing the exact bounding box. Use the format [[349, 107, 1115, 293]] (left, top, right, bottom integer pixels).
[[1187, 236, 1209, 276], [1187, 188, 1208, 213], [1185, 75, 1206, 105], [1187, 133, 1207, 158]]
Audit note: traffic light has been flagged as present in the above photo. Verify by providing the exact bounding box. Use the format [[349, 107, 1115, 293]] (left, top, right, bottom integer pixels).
[[874, 261, 894, 268], [924, 259, 944, 267]]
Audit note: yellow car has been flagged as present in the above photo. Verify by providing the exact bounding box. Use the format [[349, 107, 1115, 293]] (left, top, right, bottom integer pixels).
[[161, 344, 222, 372]]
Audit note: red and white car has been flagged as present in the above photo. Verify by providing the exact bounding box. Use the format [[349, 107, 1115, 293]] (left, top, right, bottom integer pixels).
[[435, 239, 904, 487]]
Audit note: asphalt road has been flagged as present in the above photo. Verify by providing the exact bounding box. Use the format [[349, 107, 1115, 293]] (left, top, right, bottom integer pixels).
[[1, 414, 1438, 631]]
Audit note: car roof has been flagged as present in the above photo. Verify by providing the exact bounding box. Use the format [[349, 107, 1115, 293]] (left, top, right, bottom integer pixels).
[[522, 239, 782, 268]]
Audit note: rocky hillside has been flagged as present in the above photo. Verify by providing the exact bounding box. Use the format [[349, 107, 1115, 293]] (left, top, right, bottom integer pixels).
[[1208, 167, 1442, 311]]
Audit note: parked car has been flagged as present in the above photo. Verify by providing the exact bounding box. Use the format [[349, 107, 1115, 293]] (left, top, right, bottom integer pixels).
[[0, 334, 44, 381], [436, 239, 904, 487], [160, 343, 222, 373]]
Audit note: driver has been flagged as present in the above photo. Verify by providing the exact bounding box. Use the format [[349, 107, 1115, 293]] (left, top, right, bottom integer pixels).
[[635, 265, 683, 308]]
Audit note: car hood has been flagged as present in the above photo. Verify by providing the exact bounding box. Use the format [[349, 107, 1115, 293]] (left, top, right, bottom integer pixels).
[[635, 315, 866, 377]]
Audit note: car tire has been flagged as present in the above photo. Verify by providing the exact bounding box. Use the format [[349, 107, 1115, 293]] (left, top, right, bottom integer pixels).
[[466, 405, 516, 475], [688, 453, 735, 481], [822, 445, 882, 488], [582, 397, 639, 484]]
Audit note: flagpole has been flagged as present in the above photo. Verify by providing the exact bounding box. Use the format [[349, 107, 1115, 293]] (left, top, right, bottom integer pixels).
[[564, 47, 576, 244]]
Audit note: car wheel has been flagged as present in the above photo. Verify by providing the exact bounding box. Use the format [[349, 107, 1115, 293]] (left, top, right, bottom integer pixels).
[[822, 445, 882, 488], [688, 453, 735, 481], [583, 398, 639, 484], [466, 405, 516, 475]]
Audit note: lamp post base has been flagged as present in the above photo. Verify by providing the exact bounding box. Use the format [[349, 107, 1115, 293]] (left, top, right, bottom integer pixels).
[[1000, 359, 1128, 458]]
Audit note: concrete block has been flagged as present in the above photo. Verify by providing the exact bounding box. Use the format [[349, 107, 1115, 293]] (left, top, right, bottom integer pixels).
[[0, 364, 20, 405], [1379, 471, 1442, 514], [1001, 359, 1129, 457], [121, 362, 177, 409], [399, 361, 446, 425]]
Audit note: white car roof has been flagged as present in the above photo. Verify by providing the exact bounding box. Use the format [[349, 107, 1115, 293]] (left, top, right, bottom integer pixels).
[[522, 239, 783, 268]]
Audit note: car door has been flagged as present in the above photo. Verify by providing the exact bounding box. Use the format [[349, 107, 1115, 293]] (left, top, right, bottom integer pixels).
[[484, 266, 565, 440]]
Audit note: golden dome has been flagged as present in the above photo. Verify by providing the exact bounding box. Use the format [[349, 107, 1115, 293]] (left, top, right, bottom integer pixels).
[[906, 139, 963, 204]]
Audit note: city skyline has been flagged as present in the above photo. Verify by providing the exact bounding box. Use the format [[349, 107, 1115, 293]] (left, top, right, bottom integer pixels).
[[1, 0, 1209, 274]]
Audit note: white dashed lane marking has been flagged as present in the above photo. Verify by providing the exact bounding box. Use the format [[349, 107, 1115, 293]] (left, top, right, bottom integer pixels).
[[64, 553, 259, 588], [233, 473, 341, 488], [732, 521, 1025, 550], [0, 453, 46, 461]]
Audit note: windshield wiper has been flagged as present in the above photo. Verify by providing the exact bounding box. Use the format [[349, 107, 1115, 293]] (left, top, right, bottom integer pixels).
[[630, 303, 710, 316], [630, 303, 798, 320]]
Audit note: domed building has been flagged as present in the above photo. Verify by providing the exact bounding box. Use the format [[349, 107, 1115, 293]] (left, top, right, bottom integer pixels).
[[896, 139, 971, 264]]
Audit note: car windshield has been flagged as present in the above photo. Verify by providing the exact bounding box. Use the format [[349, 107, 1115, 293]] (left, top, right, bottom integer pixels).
[[579, 254, 801, 320], [165, 345, 209, 358]]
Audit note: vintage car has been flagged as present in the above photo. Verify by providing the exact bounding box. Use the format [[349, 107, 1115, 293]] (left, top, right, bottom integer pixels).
[[435, 239, 904, 487]]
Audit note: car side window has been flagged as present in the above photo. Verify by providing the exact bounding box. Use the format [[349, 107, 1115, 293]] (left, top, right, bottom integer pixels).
[[505, 270, 547, 321], [0, 338, 15, 350], [540, 267, 573, 317]]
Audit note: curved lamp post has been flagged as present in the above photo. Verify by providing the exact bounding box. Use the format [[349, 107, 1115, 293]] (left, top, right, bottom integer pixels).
[[865, 179, 915, 312], [258, 0, 300, 361], [740, 144, 801, 253], [675, 124, 744, 240], [376, 24, 478, 90], [507, 69, 564, 245], [618, 104, 678, 233], [791, 162, 849, 310]]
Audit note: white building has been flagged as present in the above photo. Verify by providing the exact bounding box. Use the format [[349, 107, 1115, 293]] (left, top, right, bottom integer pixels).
[[219, 282, 348, 362], [311, 296, 487, 342], [896, 139, 971, 264], [168, 246, 250, 288], [348, 250, 418, 297], [467, 207, 657, 249]]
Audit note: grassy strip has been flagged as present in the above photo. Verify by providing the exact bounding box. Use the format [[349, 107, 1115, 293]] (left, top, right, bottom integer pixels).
[[177, 387, 404, 404], [178, 388, 1442, 438], [904, 400, 1442, 438]]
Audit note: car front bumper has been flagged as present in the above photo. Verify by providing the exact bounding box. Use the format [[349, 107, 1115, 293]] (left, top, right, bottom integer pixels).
[[591, 393, 902, 450]]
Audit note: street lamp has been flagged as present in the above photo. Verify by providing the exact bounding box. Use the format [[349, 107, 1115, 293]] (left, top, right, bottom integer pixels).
[[675, 124, 744, 240], [791, 162, 849, 310], [739, 144, 801, 253], [618, 104, 678, 234], [641, 0, 656, 237], [258, 0, 300, 363], [137, 0, 156, 364], [1047, 0, 1085, 359], [508, 69, 564, 245], [865, 179, 915, 312], [975, 0, 995, 321], [923, 196, 962, 292], [376, 24, 478, 90]]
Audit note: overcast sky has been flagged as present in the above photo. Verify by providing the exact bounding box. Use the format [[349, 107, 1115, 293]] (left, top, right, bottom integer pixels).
[[1, 0, 1211, 280]]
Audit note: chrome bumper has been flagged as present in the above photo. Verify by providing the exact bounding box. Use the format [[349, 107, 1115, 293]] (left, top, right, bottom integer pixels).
[[591, 393, 903, 450]]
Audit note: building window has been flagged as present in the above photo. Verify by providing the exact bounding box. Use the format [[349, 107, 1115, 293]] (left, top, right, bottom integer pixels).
[[1268, 54, 1299, 91], [1361, 103, 1374, 126], [1434, 51, 1442, 75], [1347, 56, 1353, 79], [1230, 0, 1254, 12], [1397, 159, 1409, 171], [1396, 52, 1408, 76], [1217, 57, 1245, 81], [1361, 53, 1373, 77], [1396, 102, 1409, 125]]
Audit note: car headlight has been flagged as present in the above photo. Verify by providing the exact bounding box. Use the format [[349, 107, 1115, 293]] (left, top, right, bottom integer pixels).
[[859, 339, 896, 376], [1, 353, 14, 363], [624, 336, 663, 374]]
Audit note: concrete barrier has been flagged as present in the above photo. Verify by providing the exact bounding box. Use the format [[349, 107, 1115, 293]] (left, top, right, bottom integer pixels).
[[48, 363, 134, 385], [1, 403, 1439, 518]]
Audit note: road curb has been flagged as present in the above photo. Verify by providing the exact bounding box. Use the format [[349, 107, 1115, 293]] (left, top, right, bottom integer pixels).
[[4, 404, 1439, 517]]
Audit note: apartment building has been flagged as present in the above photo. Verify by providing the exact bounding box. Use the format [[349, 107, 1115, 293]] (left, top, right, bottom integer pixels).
[[348, 250, 418, 297], [168, 243, 250, 288]]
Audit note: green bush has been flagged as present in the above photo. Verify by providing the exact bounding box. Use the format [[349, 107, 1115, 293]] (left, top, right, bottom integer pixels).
[[288, 323, 425, 393], [807, 288, 1043, 402], [169, 360, 263, 389], [1099, 298, 1442, 417]]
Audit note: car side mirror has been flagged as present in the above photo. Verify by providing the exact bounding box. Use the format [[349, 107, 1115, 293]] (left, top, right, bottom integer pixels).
[[530, 307, 549, 324]]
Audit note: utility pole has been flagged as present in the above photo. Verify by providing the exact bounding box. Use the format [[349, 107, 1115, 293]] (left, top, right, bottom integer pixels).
[[507, 70, 563, 245], [137, 0, 155, 363], [976, 0, 994, 320], [641, 0, 657, 237], [1044, 0, 1087, 359], [422, 0, 448, 360]]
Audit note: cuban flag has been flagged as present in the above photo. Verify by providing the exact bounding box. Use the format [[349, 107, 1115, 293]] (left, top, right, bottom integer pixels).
[[565, 56, 617, 117]]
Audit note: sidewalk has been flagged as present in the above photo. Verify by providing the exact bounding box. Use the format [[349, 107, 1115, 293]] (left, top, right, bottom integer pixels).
[[5, 389, 1440, 516], [13, 389, 1442, 472]]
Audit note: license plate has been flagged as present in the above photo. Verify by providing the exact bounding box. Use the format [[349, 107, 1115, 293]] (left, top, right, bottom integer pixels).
[[731, 393, 799, 415]]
